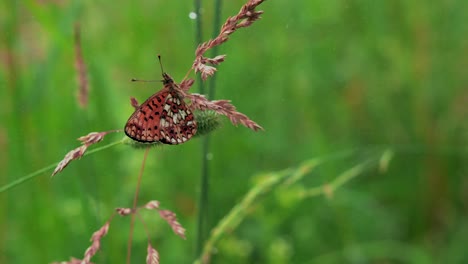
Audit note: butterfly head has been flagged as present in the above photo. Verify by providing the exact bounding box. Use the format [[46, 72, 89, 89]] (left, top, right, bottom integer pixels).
[[162, 72, 174, 85]]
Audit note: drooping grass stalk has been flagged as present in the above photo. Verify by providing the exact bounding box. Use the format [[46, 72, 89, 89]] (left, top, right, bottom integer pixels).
[[193, 160, 319, 264], [126, 146, 151, 264], [0, 140, 124, 193], [193, 151, 388, 264], [1, 111, 222, 194], [299, 158, 377, 199]]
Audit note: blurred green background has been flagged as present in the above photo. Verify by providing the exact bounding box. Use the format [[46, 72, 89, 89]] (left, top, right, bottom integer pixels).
[[1, 0, 467, 263]]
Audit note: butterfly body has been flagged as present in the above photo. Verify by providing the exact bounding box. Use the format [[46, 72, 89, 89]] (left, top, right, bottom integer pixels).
[[124, 73, 197, 144]]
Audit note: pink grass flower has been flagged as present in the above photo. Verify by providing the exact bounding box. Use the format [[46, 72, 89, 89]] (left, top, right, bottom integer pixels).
[[52, 131, 115, 177], [146, 244, 160, 264], [158, 209, 186, 239]]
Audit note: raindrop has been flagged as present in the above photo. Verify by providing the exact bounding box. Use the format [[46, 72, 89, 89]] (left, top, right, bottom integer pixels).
[[189, 12, 197, 20]]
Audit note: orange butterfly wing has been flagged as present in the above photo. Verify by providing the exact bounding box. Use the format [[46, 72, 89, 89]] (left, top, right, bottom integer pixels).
[[124, 89, 197, 144]]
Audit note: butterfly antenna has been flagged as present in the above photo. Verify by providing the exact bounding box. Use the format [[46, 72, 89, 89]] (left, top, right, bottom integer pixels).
[[131, 78, 161, 82], [157, 54, 165, 74]]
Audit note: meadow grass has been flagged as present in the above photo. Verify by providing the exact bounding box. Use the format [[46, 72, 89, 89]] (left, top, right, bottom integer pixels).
[[1, 0, 467, 263]]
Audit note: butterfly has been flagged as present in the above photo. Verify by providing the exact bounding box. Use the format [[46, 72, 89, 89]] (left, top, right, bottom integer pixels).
[[124, 71, 197, 144]]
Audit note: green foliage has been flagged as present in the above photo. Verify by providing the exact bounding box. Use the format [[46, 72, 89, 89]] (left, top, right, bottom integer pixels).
[[1, 0, 467, 263]]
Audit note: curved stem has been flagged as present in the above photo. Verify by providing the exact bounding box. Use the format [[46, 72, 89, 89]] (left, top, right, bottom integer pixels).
[[126, 147, 151, 264], [0, 139, 123, 193]]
